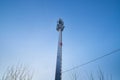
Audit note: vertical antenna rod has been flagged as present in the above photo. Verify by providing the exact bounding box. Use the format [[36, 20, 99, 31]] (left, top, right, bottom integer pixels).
[[55, 18, 64, 80]]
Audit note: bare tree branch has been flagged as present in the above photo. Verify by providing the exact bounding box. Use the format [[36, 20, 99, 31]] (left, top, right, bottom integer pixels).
[[1, 65, 33, 80]]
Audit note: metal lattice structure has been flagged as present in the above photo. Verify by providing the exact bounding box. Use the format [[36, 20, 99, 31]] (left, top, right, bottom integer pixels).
[[55, 18, 64, 80]]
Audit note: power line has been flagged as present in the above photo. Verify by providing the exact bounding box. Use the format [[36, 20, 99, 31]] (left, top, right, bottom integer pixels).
[[62, 48, 120, 73]]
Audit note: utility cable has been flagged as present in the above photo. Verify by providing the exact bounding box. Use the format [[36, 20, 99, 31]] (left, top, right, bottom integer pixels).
[[62, 48, 120, 73]]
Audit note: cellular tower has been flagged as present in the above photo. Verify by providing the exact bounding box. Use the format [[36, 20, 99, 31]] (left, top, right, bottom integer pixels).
[[55, 18, 64, 80]]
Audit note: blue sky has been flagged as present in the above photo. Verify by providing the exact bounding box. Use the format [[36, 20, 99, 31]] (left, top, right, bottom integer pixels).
[[0, 0, 120, 80]]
